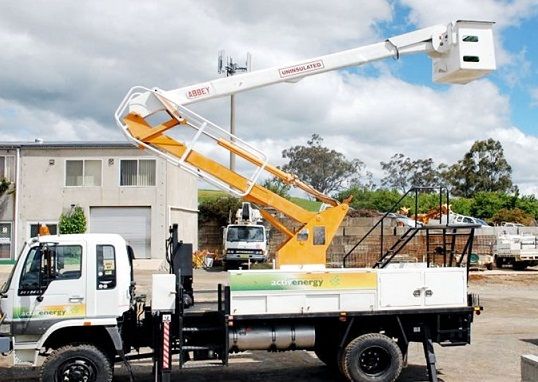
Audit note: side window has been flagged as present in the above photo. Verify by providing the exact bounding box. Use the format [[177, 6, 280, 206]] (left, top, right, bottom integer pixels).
[[96, 245, 116, 289], [18, 245, 82, 295], [56, 246, 82, 280], [19, 247, 42, 292]]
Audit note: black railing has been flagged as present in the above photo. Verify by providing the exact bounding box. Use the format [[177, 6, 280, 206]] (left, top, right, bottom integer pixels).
[[342, 186, 450, 268]]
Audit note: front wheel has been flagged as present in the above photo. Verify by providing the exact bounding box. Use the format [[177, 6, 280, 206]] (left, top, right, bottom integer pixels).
[[342, 333, 403, 382], [40, 344, 113, 382]]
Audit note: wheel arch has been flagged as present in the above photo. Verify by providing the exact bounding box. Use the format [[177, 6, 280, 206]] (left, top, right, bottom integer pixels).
[[40, 320, 121, 361]]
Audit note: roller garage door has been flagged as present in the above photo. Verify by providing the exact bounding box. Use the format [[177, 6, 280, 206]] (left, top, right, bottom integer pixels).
[[90, 207, 151, 258]]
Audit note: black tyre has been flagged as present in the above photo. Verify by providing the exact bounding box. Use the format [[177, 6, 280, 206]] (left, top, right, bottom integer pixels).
[[513, 261, 528, 271], [342, 333, 403, 382], [495, 257, 503, 269], [40, 344, 113, 382]]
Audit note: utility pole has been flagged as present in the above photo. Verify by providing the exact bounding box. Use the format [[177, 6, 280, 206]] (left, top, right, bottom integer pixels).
[[218, 51, 251, 171]]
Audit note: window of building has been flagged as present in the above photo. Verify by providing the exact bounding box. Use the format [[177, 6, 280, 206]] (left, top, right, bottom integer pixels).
[[96, 245, 116, 289], [0, 156, 15, 182], [65, 160, 102, 187], [120, 159, 156, 186], [0, 222, 12, 259], [29, 223, 58, 238]]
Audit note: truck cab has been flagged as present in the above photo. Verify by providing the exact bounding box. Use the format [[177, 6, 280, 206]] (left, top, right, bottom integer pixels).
[[0, 234, 133, 366], [223, 202, 268, 268]]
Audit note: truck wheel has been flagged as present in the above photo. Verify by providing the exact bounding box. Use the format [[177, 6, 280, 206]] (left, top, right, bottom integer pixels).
[[513, 262, 528, 271], [40, 344, 113, 382], [342, 333, 403, 382], [495, 257, 503, 269]]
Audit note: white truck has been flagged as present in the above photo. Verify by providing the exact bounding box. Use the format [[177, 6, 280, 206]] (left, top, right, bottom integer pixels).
[[1, 228, 480, 382], [1, 20, 495, 382], [223, 202, 268, 269], [495, 233, 538, 270]]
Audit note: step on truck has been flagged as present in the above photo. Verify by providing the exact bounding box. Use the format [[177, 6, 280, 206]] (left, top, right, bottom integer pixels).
[[2, 19, 495, 381]]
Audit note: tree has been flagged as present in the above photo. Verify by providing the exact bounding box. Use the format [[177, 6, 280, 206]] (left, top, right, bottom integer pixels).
[[198, 196, 241, 226], [492, 208, 534, 226], [445, 139, 512, 197], [380, 153, 409, 191], [380, 154, 443, 192], [261, 176, 291, 198], [281, 134, 366, 194], [0, 178, 10, 197], [516, 194, 538, 220], [470, 192, 511, 219], [59, 205, 87, 234]]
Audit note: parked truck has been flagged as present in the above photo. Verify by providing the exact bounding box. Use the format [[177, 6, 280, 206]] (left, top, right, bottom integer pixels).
[[1, 19, 495, 382], [495, 233, 538, 270], [223, 202, 268, 269]]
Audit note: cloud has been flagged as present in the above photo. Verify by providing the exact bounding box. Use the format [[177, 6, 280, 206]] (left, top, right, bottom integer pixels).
[[0, 98, 123, 142], [0, 0, 536, 196]]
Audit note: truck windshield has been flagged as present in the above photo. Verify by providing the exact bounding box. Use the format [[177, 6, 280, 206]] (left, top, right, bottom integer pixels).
[[227, 226, 264, 242]]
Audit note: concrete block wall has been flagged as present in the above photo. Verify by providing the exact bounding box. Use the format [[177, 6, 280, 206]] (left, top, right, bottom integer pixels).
[[198, 212, 538, 265]]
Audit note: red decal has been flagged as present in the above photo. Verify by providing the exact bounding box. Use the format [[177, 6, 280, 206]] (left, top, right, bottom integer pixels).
[[186, 86, 210, 99], [279, 60, 324, 78]]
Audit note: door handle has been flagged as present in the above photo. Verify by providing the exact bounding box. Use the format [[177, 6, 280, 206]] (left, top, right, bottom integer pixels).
[[69, 296, 84, 302]]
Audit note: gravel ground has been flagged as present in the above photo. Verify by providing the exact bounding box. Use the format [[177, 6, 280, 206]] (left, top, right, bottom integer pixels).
[[1, 265, 538, 381]]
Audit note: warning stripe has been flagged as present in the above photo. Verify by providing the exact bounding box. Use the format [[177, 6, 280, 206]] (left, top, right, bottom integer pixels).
[[163, 320, 170, 369]]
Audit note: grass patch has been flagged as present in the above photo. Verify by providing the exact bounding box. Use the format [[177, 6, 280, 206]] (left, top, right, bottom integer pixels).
[[289, 197, 322, 212], [199, 189, 227, 203]]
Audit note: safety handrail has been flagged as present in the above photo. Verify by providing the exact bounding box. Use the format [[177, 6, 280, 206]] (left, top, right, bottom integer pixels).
[[342, 186, 450, 267]]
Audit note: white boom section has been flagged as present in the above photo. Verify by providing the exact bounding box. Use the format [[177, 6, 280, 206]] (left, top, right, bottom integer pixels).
[[122, 20, 495, 119]]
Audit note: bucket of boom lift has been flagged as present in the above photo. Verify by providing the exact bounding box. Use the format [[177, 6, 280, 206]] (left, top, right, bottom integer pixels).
[[432, 20, 495, 84]]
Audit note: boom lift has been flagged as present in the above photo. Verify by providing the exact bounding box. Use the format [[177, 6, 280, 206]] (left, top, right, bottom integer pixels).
[[115, 20, 495, 269], [0, 20, 495, 382]]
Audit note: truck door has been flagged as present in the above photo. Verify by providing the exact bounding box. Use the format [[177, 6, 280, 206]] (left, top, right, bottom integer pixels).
[[13, 242, 86, 335], [91, 244, 120, 317]]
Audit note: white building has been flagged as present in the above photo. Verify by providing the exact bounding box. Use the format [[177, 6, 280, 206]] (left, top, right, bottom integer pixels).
[[0, 141, 198, 261]]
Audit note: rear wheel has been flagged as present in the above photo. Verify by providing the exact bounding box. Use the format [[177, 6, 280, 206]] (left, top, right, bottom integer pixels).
[[513, 261, 528, 271], [342, 333, 403, 382], [40, 344, 113, 382]]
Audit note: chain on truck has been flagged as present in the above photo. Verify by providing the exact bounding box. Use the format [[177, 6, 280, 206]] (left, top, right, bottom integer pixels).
[[0, 20, 495, 382]]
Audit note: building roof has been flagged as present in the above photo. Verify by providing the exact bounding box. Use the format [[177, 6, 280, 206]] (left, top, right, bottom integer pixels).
[[0, 141, 135, 149]]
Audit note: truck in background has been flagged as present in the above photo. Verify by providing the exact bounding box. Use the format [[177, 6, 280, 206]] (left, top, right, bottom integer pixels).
[[495, 233, 538, 270], [223, 202, 268, 269]]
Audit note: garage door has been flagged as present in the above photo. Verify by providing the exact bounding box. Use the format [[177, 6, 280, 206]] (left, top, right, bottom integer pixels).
[[90, 207, 151, 259]]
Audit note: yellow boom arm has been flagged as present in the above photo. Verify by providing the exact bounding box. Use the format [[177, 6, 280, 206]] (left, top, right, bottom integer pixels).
[[121, 94, 348, 269]]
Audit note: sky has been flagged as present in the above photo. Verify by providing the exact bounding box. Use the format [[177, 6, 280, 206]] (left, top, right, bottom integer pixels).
[[1, 0, 538, 196]]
